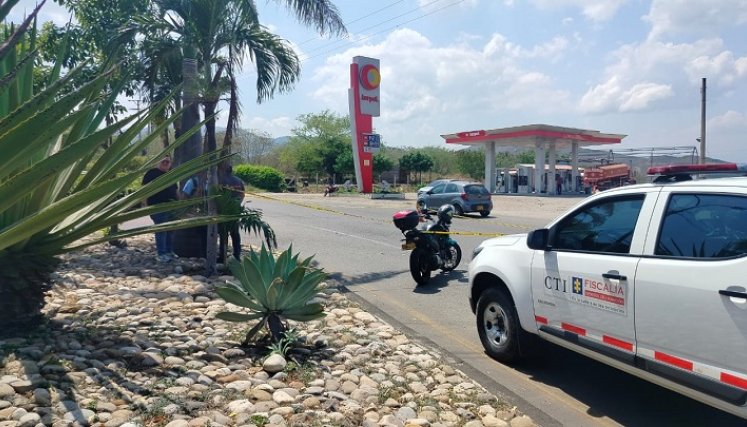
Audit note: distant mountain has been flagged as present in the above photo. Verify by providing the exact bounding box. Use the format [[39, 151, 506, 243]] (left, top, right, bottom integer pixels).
[[273, 136, 291, 146]]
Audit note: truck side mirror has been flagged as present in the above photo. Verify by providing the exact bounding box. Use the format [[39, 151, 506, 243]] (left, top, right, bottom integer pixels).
[[527, 229, 549, 250]]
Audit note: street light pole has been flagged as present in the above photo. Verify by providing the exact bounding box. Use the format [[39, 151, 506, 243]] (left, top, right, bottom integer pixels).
[[700, 77, 707, 164]]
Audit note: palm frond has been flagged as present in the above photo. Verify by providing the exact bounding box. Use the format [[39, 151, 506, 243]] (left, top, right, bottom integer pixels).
[[274, 0, 346, 37]]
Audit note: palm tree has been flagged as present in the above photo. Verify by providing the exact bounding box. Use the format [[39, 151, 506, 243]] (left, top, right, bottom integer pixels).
[[137, 0, 346, 273], [140, 33, 184, 148], [228, 0, 346, 153], [140, 0, 345, 160]]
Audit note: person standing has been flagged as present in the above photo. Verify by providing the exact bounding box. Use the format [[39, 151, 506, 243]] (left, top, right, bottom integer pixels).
[[218, 165, 245, 262], [142, 156, 178, 262]]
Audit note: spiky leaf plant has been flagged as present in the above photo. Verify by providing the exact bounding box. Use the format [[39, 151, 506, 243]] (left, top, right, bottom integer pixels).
[[0, 2, 233, 335], [215, 245, 326, 344]]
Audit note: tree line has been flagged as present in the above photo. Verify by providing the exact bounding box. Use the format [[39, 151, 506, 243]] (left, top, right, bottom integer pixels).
[[226, 110, 542, 185]]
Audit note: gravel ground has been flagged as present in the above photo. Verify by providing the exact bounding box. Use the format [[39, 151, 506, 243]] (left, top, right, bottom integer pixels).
[[0, 234, 540, 427]]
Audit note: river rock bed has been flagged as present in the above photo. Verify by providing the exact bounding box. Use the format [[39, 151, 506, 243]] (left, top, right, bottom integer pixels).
[[0, 236, 535, 427]]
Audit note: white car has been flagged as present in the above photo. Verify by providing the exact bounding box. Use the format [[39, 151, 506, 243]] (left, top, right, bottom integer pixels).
[[468, 163, 747, 419]]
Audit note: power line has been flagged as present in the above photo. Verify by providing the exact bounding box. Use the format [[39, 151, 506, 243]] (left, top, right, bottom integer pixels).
[[300, 0, 466, 63], [299, 0, 452, 59], [296, 0, 407, 47], [347, 0, 408, 26]]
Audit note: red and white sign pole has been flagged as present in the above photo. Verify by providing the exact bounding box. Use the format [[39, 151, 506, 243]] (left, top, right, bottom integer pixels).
[[348, 56, 380, 193]]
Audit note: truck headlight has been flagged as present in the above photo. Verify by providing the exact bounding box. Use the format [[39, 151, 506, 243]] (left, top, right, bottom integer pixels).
[[472, 245, 484, 260]]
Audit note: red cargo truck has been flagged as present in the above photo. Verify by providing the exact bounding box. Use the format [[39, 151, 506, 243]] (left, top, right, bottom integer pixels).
[[583, 163, 631, 191]]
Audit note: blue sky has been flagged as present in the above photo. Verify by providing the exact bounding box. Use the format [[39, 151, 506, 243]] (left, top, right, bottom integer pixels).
[[11, 0, 747, 161]]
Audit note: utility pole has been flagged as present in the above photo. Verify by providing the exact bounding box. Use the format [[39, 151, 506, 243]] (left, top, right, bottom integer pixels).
[[700, 77, 707, 164]]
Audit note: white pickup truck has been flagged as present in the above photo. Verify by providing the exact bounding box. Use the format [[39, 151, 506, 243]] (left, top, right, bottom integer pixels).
[[468, 164, 747, 419]]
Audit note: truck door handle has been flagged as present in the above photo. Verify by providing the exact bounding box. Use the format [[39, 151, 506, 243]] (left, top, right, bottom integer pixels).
[[602, 273, 627, 281], [719, 290, 747, 299]]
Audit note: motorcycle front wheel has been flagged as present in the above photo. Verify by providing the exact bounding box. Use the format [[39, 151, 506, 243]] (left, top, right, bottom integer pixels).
[[442, 242, 462, 272], [409, 249, 431, 286]]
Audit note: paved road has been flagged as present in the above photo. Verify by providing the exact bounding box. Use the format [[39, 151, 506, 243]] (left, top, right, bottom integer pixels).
[[242, 192, 745, 427]]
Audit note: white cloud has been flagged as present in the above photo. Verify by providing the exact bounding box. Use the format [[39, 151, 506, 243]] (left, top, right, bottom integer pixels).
[[244, 116, 295, 137], [579, 76, 623, 113], [645, 0, 747, 40], [309, 28, 573, 145], [527, 37, 569, 61], [619, 83, 674, 111], [708, 110, 747, 130], [580, 33, 746, 114], [530, 0, 627, 22], [686, 51, 747, 86], [580, 77, 673, 113]]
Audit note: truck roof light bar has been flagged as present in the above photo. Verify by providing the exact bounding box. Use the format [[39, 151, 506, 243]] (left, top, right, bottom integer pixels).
[[647, 163, 746, 183], [647, 163, 738, 175]]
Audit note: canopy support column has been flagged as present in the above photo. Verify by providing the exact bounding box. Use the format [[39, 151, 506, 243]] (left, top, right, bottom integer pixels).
[[484, 141, 496, 193], [571, 142, 579, 192], [534, 143, 545, 193], [548, 145, 557, 195]]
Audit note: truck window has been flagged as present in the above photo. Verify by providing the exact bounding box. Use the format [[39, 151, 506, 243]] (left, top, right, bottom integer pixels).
[[656, 194, 747, 258], [552, 195, 644, 254]]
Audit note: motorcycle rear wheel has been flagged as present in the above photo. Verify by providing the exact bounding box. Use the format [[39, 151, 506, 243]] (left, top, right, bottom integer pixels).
[[442, 242, 462, 272], [409, 249, 431, 285]]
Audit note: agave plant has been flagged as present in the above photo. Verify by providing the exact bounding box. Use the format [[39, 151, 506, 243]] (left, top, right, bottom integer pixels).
[[215, 245, 327, 344], [0, 2, 233, 334]]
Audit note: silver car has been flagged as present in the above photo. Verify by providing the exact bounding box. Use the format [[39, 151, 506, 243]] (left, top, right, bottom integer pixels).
[[417, 179, 454, 197], [418, 180, 493, 217]]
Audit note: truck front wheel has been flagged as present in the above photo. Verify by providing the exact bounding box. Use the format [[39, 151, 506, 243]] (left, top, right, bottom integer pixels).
[[476, 287, 525, 362]]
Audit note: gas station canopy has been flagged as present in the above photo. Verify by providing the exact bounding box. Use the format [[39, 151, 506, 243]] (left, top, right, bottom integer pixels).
[[440, 124, 626, 194], [442, 124, 625, 148]]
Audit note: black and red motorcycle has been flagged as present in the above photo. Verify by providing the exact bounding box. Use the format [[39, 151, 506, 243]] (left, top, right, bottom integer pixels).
[[393, 204, 462, 285]]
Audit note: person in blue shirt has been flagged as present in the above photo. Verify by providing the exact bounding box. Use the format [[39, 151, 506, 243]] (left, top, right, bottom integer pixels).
[[182, 174, 204, 198]]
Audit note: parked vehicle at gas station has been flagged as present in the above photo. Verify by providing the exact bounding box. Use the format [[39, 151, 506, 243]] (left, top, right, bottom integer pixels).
[[417, 178, 454, 196], [468, 163, 747, 420], [418, 180, 493, 217]]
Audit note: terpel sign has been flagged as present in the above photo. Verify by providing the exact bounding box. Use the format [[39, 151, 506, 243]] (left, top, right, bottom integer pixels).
[[355, 57, 380, 117]]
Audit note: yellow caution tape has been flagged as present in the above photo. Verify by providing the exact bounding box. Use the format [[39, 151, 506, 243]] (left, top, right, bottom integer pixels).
[[248, 191, 383, 222], [248, 192, 527, 238], [421, 230, 507, 237]]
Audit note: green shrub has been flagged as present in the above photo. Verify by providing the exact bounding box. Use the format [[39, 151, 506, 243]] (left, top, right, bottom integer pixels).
[[234, 164, 285, 192]]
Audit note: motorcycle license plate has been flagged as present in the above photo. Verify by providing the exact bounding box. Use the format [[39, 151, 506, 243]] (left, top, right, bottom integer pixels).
[[402, 242, 416, 251]]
